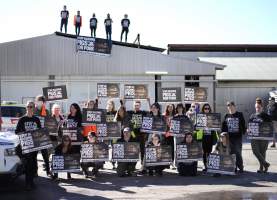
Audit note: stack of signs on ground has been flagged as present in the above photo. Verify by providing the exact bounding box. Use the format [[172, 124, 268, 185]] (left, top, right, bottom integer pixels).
[[96, 122, 121, 139], [97, 83, 120, 98], [184, 87, 208, 102], [43, 85, 68, 101], [247, 121, 274, 140], [159, 87, 181, 102], [18, 128, 53, 154], [76, 36, 111, 55], [196, 113, 221, 130], [82, 109, 106, 125], [124, 85, 148, 99], [112, 142, 140, 162], [169, 118, 194, 137], [141, 116, 167, 134], [52, 154, 81, 173], [175, 143, 203, 162], [145, 145, 172, 166], [61, 128, 83, 145], [80, 143, 109, 162], [44, 116, 59, 136], [207, 153, 236, 175]]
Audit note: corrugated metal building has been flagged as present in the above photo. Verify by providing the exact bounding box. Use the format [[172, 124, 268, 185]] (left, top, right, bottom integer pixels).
[[168, 44, 277, 119], [0, 33, 223, 111]]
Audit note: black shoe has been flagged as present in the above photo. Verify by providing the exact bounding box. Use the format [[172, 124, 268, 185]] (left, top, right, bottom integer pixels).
[[238, 169, 244, 173], [257, 170, 263, 173], [67, 174, 72, 179], [148, 170, 154, 176], [270, 144, 276, 148], [264, 163, 270, 173], [138, 169, 147, 175], [202, 168, 207, 173]]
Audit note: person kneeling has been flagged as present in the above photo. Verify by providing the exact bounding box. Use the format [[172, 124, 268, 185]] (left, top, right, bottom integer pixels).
[[116, 127, 136, 177], [81, 132, 104, 179], [177, 132, 198, 176]]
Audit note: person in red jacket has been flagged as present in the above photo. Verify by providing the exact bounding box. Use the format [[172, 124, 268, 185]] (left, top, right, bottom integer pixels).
[[74, 11, 82, 36]]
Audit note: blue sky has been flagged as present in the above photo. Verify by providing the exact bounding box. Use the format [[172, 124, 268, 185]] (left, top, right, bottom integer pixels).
[[1, 0, 276, 48]]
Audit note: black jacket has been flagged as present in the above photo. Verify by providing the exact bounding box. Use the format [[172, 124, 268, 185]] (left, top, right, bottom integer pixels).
[[222, 111, 246, 138]]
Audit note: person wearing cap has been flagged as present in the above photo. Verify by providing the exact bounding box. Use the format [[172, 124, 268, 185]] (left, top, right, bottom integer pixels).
[[267, 97, 277, 148], [34, 95, 51, 177], [249, 98, 271, 173], [81, 132, 104, 179], [116, 127, 137, 177], [222, 101, 246, 173], [120, 14, 130, 42]]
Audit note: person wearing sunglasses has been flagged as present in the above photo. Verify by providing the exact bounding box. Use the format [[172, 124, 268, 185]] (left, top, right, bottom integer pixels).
[[15, 101, 41, 191], [196, 103, 218, 172], [222, 101, 246, 173]]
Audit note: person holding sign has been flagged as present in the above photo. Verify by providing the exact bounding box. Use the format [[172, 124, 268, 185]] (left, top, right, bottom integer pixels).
[[116, 127, 137, 177], [83, 99, 98, 141], [15, 101, 41, 191], [120, 14, 130, 42], [52, 135, 74, 180], [60, 5, 69, 33], [114, 102, 130, 133], [35, 95, 51, 177], [145, 134, 167, 176], [196, 103, 218, 172], [164, 104, 176, 161], [90, 13, 98, 37], [177, 132, 198, 176], [222, 101, 246, 173], [74, 11, 82, 36], [51, 104, 64, 146], [81, 132, 104, 179], [249, 98, 271, 173], [104, 13, 113, 45], [267, 97, 277, 148]]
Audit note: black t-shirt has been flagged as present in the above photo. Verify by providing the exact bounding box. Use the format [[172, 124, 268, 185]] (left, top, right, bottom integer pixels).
[[249, 112, 272, 123], [61, 10, 69, 19], [121, 19, 130, 28], [104, 18, 112, 27], [66, 115, 82, 128], [267, 103, 277, 121], [90, 17, 98, 27], [222, 111, 246, 138], [15, 115, 41, 134]]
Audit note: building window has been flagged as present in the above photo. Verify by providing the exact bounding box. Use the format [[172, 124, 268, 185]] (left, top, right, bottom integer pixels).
[[185, 75, 199, 87]]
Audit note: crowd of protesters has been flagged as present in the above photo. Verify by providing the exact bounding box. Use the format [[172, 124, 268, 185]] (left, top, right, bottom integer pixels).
[[60, 5, 131, 43], [13, 94, 277, 191]]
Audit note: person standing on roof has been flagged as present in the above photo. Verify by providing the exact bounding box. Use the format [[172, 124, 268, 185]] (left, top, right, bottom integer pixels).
[[74, 10, 82, 36], [120, 14, 130, 42], [104, 14, 113, 45], [90, 13, 98, 37], [60, 5, 69, 34]]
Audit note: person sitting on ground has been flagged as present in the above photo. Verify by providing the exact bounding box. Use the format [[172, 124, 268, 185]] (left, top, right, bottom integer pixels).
[[146, 134, 167, 176], [52, 135, 74, 180], [116, 127, 137, 177], [81, 132, 104, 179], [177, 132, 198, 176]]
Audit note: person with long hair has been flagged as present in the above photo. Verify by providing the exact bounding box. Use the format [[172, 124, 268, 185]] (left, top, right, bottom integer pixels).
[[197, 103, 218, 172], [177, 132, 198, 176], [163, 104, 175, 162], [52, 135, 74, 180], [66, 103, 82, 128]]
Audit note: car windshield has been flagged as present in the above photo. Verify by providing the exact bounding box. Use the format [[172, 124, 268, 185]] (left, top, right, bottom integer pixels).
[[1, 106, 26, 117]]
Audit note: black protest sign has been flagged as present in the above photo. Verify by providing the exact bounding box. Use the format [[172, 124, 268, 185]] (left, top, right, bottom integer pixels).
[[43, 85, 67, 101], [175, 143, 203, 162], [82, 109, 106, 125], [169, 118, 194, 136], [196, 113, 221, 130], [145, 145, 172, 166], [97, 83, 120, 98], [128, 112, 146, 129], [44, 116, 58, 136], [124, 85, 148, 99], [247, 122, 274, 140], [77, 36, 111, 55], [184, 87, 208, 102], [52, 154, 81, 173], [18, 128, 53, 154], [207, 153, 236, 175], [80, 143, 109, 162], [159, 87, 181, 102], [61, 128, 83, 145], [141, 116, 167, 134], [96, 122, 121, 138], [112, 142, 140, 162]]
